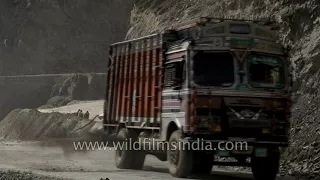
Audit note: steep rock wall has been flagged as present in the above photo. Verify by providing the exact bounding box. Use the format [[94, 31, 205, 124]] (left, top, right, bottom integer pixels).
[[0, 0, 134, 75]]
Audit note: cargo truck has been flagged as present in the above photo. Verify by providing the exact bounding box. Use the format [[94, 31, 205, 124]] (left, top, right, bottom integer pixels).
[[103, 17, 292, 180]]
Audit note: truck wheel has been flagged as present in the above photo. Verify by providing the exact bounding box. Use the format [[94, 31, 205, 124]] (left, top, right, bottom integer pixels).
[[192, 151, 213, 174], [115, 128, 134, 169], [131, 150, 146, 170], [130, 130, 146, 170], [115, 128, 146, 170], [251, 148, 280, 180], [167, 130, 193, 178]]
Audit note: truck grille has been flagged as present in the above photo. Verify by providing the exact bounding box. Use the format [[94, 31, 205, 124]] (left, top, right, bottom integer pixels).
[[226, 106, 264, 119]]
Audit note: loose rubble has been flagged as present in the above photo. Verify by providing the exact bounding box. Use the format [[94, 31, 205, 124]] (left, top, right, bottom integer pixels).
[[0, 170, 67, 180]]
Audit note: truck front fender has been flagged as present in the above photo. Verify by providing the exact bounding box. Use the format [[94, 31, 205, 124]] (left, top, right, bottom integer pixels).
[[160, 116, 185, 141]]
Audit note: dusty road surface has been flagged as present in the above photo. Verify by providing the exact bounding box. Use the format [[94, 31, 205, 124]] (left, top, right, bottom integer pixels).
[[0, 141, 296, 180]]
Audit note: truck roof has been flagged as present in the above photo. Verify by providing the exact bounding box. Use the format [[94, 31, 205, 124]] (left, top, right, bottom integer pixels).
[[111, 16, 280, 46], [110, 16, 284, 55], [171, 16, 279, 31]]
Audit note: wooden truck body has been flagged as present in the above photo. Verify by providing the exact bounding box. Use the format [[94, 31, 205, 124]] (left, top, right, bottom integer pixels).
[[103, 17, 292, 179]]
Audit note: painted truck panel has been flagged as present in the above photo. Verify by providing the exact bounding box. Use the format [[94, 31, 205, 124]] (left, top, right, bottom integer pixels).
[[105, 34, 164, 127]]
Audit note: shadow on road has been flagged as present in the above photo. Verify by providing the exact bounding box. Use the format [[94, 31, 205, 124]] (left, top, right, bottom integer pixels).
[[143, 166, 253, 179], [195, 171, 252, 180], [143, 165, 169, 174]]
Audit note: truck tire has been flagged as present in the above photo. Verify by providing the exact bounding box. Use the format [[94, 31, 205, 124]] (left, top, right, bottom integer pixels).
[[131, 150, 146, 170], [192, 151, 213, 174], [114, 128, 146, 170], [251, 148, 280, 180], [130, 130, 146, 170], [115, 128, 134, 169], [167, 130, 193, 178]]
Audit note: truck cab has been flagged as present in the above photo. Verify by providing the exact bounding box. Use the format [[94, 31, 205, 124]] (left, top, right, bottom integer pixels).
[[161, 17, 292, 179], [163, 18, 291, 140]]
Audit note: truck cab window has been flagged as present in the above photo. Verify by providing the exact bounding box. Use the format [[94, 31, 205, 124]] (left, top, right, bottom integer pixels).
[[193, 52, 234, 87], [230, 24, 251, 34], [248, 55, 285, 88], [164, 61, 185, 89]]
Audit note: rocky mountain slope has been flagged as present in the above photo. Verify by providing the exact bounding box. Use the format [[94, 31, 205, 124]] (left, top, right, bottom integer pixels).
[[0, 0, 133, 75], [0, 73, 106, 120], [128, 0, 320, 178]]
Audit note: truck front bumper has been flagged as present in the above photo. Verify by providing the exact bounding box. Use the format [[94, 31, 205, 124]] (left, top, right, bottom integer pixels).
[[181, 136, 289, 147]]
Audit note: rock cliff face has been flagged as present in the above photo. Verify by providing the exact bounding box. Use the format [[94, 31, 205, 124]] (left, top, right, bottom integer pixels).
[[128, 0, 320, 177], [0, 73, 106, 120], [0, 0, 133, 75]]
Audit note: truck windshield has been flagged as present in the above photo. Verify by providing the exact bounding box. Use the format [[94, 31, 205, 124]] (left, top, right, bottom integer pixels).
[[193, 52, 234, 86], [248, 55, 285, 88]]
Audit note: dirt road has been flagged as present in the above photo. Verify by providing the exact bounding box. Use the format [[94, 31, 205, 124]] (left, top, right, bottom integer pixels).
[[0, 141, 297, 180]]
